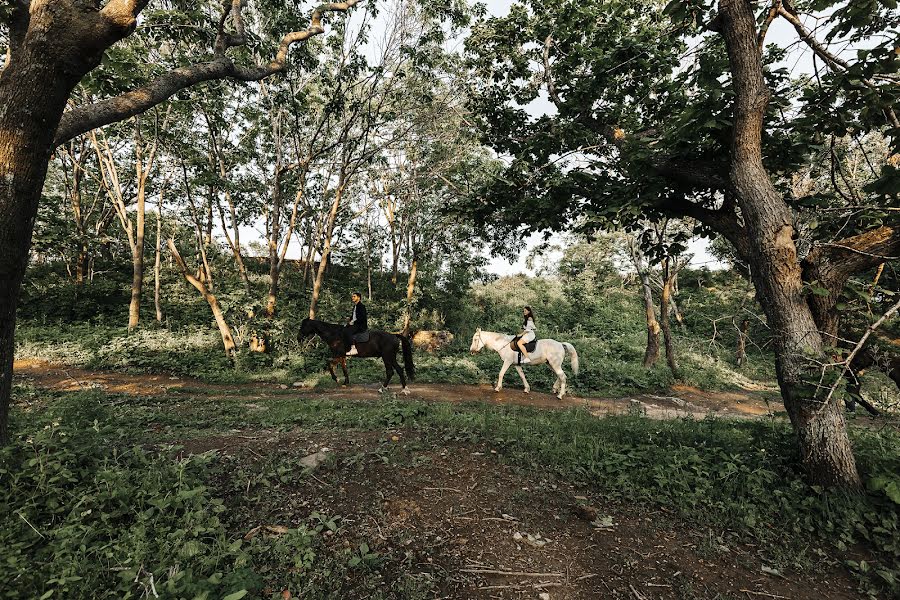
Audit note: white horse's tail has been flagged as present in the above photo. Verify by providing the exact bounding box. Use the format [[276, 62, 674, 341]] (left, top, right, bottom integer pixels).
[[562, 342, 579, 376]]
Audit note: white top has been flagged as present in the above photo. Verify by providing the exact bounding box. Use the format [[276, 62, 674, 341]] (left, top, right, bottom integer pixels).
[[524, 317, 535, 332], [350, 304, 358, 324]]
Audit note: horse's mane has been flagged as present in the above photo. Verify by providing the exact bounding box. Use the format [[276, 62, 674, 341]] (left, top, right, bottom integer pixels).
[[479, 330, 514, 341]]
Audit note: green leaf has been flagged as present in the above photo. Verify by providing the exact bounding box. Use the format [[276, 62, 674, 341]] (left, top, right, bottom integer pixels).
[[223, 590, 248, 600]]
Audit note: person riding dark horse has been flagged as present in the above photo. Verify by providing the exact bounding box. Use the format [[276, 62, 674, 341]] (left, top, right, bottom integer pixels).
[[300, 317, 414, 390], [344, 292, 368, 356]]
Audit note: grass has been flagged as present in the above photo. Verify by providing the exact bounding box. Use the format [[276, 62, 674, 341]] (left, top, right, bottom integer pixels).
[[4, 383, 900, 598]]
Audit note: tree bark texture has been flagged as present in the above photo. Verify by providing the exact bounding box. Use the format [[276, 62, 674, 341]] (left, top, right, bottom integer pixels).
[[717, 0, 860, 488], [155, 193, 164, 323]]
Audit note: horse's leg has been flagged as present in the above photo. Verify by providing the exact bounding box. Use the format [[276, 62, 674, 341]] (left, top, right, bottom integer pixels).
[[381, 356, 395, 390], [514, 365, 530, 394], [327, 358, 339, 383], [494, 360, 512, 392], [549, 356, 567, 399], [391, 352, 409, 393], [340, 357, 350, 387]]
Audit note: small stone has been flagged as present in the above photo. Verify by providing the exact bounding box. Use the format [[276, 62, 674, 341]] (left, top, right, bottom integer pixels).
[[292, 381, 304, 387], [279, 384, 288, 390], [539, 593, 551, 600], [299, 450, 329, 470], [391, 435, 400, 442]]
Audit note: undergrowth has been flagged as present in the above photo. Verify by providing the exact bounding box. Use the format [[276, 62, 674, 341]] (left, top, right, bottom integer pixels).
[[4, 387, 899, 598]]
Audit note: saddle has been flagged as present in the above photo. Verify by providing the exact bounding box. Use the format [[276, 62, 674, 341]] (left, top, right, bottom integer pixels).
[[352, 331, 370, 344], [509, 336, 537, 353]]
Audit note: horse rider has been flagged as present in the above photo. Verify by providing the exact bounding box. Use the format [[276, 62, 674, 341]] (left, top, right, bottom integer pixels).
[[344, 292, 368, 356], [517, 305, 536, 363]]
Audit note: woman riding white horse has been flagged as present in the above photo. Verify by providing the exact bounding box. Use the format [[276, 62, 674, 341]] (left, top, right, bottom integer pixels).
[[470, 326, 579, 400], [517, 305, 537, 363]]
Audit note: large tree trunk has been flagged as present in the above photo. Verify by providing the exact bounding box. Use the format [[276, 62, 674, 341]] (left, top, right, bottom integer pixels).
[[167, 239, 236, 355], [0, 8, 105, 443], [717, 0, 860, 488]]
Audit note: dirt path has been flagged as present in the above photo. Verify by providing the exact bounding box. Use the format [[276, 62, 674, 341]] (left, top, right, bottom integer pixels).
[[14, 358, 777, 420], [183, 428, 861, 599]]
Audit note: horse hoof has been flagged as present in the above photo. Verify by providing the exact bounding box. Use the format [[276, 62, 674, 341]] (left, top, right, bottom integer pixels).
[[523, 389, 529, 394], [400, 388, 410, 396], [493, 387, 501, 393]]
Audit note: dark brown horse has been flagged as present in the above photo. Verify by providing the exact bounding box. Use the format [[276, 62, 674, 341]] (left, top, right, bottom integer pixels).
[[299, 318, 415, 390]]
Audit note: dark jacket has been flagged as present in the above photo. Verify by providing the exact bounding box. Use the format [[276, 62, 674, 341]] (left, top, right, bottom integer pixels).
[[349, 302, 368, 332]]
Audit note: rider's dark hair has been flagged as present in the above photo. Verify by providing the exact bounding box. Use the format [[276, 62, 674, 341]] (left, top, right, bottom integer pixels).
[[351, 292, 362, 298], [523, 305, 535, 326]]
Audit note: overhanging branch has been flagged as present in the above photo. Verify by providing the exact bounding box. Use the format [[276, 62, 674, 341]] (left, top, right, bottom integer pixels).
[[53, 0, 361, 146]]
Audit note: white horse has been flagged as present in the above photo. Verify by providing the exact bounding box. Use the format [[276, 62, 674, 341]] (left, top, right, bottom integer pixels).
[[469, 328, 580, 399]]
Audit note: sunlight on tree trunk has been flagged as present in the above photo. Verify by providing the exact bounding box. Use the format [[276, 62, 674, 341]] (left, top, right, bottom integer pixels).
[[167, 239, 236, 355]]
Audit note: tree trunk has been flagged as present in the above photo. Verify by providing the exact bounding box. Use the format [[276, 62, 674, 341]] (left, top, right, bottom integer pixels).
[[717, 0, 860, 488], [660, 258, 679, 378], [0, 11, 100, 442], [629, 243, 661, 367], [736, 318, 749, 367], [308, 185, 345, 319], [367, 250, 373, 301], [167, 239, 236, 355], [402, 252, 419, 336], [266, 265, 280, 317], [154, 198, 164, 323], [128, 190, 145, 329]]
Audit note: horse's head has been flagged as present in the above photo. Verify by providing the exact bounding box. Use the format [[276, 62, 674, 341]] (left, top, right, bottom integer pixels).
[[299, 318, 315, 338], [469, 328, 484, 354]]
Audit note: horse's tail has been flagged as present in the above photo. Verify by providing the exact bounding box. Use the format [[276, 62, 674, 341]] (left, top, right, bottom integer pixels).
[[399, 334, 416, 381], [562, 342, 579, 376]]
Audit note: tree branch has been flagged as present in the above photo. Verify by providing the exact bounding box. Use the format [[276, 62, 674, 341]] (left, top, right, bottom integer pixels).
[[99, 0, 150, 39], [776, 4, 899, 127], [53, 0, 362, 146], [822, 296, 900, 407], [757, 0, 781, 52], [811, 226, 900, 278]]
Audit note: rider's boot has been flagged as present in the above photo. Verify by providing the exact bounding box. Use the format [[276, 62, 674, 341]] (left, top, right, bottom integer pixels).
[[519, 352, 531, 364], [347, 345, 358, 356]]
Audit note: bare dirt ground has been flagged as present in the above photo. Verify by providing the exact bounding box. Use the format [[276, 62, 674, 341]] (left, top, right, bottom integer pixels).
[[13, 358, 777, 420]]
